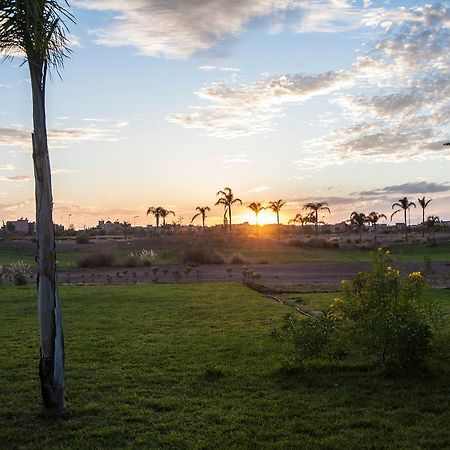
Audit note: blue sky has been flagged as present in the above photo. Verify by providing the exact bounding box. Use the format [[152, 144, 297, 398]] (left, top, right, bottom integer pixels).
[[1, 0, 450, 228]]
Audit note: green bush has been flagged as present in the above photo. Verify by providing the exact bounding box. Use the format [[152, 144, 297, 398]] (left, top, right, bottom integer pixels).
[[183, 247, 224, 265], [275, 249, 443, 372], [9, 261, 32, 286], [77, 253, 115, 268], [75, 231, 90, 244], [275, 313, 335, 364]]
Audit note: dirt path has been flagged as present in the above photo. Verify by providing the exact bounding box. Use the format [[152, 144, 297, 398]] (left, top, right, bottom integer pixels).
[[49, 260, 449, 288]]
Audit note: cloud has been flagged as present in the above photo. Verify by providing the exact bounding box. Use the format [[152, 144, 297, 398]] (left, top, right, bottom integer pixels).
[[199, 65, 241, 73], [0, 164, 14, 171], [249, 185, 269, 193], [296, 0, 363, 33], [75, 0, 296, 59], [356, 182, 450, 197], [304, 3, 450, 163], [168, 71, 350, 138], [75, 0, 365, 59], [0, 175, 34, 182], [0, 125, 117, 149]]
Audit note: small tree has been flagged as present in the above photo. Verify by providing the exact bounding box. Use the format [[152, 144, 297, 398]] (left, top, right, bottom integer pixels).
[[348, 211, 368, 243], [191, 206, 210, 228], [215, 187, 242, 239], [303, 202, 331, 236]]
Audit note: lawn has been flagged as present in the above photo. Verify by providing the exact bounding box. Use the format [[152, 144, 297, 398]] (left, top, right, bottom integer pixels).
[[1, 283, 449, 449], [2, 239, 450, 268]]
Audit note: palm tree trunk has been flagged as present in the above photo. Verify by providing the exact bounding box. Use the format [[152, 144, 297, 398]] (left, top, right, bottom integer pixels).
[[315, 211, 318, 236], [404, 209, 408, 241], [422, 209, 425, 238], [277, 212, 280, 241], [228, 207, 232, 239], [30, 63, 65, 415]]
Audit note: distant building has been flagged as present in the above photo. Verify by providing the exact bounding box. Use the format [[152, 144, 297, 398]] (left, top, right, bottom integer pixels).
[[5, 218, 34, 234]]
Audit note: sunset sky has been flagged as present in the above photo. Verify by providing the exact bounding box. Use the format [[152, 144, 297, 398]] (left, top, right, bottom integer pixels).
[[1, 1, 450, 228]]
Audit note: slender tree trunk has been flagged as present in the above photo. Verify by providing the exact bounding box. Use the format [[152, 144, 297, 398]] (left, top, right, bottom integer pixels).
[[277, 212, 280, 241], [202, 215, 205, 228], [228, 207, 232, 239], [30, 63, 65, 415], [422, 209, 425, 238], [315, 211, 318, 236], [404, 209, 408, 241]]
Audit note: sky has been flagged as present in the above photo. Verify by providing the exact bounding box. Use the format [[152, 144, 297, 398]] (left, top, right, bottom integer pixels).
[[1, 0, 450, 228]]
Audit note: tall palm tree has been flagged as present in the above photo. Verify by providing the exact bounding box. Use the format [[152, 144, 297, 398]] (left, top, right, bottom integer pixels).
[[0, 0, 74, 414], [160, 208, 175, 226], [147, 206, 161, 229], [215, 187, 242, 239], [248, 202, 265, 225], [418, 197, 432, 238], [303, 201, 331, 236], [191, 206, 210, 228], [391, 197, 416, 241], [367, 211, 387, 242], [349, 212, 368, 243], [268, 199, 285, 240], [426, 215, 440, 241]]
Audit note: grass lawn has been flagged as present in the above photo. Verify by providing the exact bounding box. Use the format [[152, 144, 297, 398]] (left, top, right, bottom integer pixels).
[[1, 283, 449, 449], [3, 239, 450, 268]]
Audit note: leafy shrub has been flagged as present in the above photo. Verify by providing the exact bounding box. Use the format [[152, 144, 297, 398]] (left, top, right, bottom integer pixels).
[[229, 254, 245, 264], [183, 247, 224, 265], [274, 312, 335, 364], [8, 261, 32, 286], [275, 249, 443, 372], [287, 238, 338, 249], [77, 253, 115, 268], [75, 231, 90, 244]]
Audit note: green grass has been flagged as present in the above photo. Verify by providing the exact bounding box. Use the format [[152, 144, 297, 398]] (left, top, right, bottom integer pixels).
[[2, 239, 450, 267], [1, 283, 449, 449]]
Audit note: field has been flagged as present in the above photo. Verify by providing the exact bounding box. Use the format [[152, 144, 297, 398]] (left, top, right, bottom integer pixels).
[[3, 234, 450, 269], [1, 283, 449, 449]]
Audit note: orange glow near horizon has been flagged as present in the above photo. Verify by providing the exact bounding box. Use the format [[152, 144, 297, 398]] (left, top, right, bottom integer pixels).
[[243, 210, 277, 226]]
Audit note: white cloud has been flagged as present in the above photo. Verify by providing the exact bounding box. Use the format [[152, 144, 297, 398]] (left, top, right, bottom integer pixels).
[[168, 71, 350, 138], [75, 0, 366, 59], [249, 185, 269, 193], [0, 125, 118, 149]]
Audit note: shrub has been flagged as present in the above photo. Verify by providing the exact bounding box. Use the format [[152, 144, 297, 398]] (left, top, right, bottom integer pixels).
[[287, 237, 338, 249], [183, 247, 224, 265], [331, 252, 440, 370], [75, 231, 90, 244], [124, 249, 157, 267], [275, 249, 443, 372], [77, 253, 115, 268], [8, 261, 32, 286], [274, 312, 335, 365], [229, 254, 245, 264]]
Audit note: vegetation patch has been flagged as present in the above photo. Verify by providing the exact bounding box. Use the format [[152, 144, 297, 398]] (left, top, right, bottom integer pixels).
[[0, 283, 449, 448]]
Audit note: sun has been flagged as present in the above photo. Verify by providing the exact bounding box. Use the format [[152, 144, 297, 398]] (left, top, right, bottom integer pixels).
[[245, 210, 275, 226]]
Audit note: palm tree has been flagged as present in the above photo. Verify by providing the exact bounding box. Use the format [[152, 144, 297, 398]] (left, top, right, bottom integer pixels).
[[349, 212, 368, 243], [303, 201, 331, 236], [391, 197, 416, 241], [122, 221, 131, 239], [215, 187, 242, 239], [426, 215, 440, 241], [248, 202, 265, 225], [268, 199, 285, 240], [159, 208, 175, 226], [1, 0, 74, 414], [191, 206, 210, 228], [367, 211, 387, 242], [418, 197, 432, 238], [147, 206, 162, 230], [289, 212, 313, 228]]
